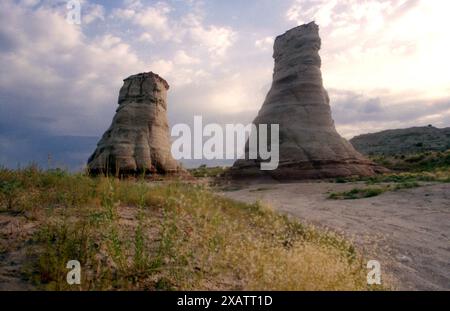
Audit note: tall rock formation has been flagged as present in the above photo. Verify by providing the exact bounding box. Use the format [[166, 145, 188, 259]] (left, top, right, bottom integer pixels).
[[88, 72, 183, 175], [232, 22, 387, 179]]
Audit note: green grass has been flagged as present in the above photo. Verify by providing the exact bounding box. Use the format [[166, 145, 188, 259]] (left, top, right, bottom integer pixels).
[[370, 150, 450, 172], [0, 166, 377, 291], [328, 182, 421, 200], [334, 171, 450, 184], [188, 165, 228, 178], [333, 150, 450, 185], [328, 187, 385, 200]]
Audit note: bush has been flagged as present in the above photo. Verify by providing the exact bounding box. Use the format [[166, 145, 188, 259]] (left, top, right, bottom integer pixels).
[[188, 165, 228, 178], [0, 179, 23, 209]]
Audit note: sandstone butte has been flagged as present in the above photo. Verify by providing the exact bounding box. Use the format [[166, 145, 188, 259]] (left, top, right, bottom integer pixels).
[[87, 72, 184, 176], [231, 22, 388, 179]]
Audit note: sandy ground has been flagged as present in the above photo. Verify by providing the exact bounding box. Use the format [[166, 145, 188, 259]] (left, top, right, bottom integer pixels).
[[0, 212, 37, 290], [221, 182, 450, 290]]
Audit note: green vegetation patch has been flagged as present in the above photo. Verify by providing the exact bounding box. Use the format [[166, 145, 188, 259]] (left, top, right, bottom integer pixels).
[[188, 165, 228, 178], [328, 182, 420, 200], [334, 150, 450, 185], [370, 150, 450, 173], [328, 187, 385, 200]]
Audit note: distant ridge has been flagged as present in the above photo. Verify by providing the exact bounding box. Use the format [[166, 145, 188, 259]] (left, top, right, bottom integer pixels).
[[0, 135, 99, 172], [350, 126, 450, 156]]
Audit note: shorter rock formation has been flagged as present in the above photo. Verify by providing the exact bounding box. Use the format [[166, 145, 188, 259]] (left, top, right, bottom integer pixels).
[[88, 72, 183, 175]]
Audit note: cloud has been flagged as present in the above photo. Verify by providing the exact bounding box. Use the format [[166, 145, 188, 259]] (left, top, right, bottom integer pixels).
[[112, 1, 236, 62], [19, 0, 40, 7], [114, 1, 173, 40], [0, 1, 150, 137], [255, 36, 274, 51], [181, 13, 236, 60], [83, 3, 105, 24], [0, 0, 240, 141], [148, 59, 174, 77], [286, 0, 408, 31], [138, 32, 153, 43], [329, 89, 450, 138], [173, 50, 200, 65], [285, 0, 450, 117]]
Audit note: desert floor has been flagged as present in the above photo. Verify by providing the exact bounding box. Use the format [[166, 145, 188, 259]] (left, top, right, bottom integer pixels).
[[221, 181, 450, 290]]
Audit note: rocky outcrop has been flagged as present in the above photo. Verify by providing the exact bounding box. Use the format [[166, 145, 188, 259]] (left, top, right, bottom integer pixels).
[[87, 72, 183, 175], [351, 126, 450, 156], [231, 22, 387, 179]]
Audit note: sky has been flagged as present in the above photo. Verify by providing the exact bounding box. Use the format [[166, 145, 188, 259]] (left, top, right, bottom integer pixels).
[[1, 0, 450, 169]]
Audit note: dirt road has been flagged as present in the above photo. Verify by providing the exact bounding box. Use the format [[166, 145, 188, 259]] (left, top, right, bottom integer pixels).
[[221, 182, 450, 290]]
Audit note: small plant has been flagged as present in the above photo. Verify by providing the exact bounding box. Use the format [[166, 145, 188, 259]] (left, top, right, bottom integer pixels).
[[328, 187, 384, 200], [189, 165, 228, 178], [334, 177, 349, 183], [33, 220, 95, 290], [328, 181, 422, 200], [0, 179, 23, 210], [393, 182, 420, 191]]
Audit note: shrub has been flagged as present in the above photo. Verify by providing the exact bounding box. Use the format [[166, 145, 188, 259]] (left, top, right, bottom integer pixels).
[[328, 187, 384, 200], [0, 179, 23, 210]]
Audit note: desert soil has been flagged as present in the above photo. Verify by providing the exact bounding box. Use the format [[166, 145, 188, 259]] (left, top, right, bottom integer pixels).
[[221, 181, 450, 290]]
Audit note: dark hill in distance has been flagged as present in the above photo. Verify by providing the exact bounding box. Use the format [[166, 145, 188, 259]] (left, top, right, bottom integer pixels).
[[0, 135, 99, 172], [350, 126, 450, 156], [0, 134, 231, 172]]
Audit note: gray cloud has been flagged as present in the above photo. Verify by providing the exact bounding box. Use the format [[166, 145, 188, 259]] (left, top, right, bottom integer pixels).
[[330, 89, 450, 125], [328, 88, 450, 138]]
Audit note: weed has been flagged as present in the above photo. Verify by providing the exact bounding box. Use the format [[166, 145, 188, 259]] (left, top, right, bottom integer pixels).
[[329, 182, 421, 200], [328, 187, 384, 200], [189, 165, 228, 178], [0, 179, 23, 210]]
